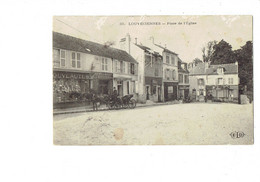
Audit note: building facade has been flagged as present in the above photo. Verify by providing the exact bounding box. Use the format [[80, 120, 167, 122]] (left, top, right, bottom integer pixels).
[[119, 35, 164, 103], [178, 60, 190, 99], [189, 62, 239, 102], [153, 44, 179, 102], [53, 32, 138, 107]]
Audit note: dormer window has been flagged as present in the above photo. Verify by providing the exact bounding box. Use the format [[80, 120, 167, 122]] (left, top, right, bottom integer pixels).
[[217, 67, 224, 74]]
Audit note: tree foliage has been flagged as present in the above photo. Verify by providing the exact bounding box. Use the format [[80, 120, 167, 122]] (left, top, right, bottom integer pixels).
[[234, 41, 253, 91], [210, 40, 236, 64], [192, 58, 203, 66], [202, 41, 217, 63]]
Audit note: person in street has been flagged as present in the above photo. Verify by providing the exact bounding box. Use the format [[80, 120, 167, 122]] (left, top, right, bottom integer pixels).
[[112, 87, 118, 104]]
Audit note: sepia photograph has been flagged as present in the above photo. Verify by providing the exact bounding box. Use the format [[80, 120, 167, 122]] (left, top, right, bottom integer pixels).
[[53, 15, 253, 145]]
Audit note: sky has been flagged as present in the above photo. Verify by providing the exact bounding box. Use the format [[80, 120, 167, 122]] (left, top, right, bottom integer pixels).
[[53, 16, 252, 63]]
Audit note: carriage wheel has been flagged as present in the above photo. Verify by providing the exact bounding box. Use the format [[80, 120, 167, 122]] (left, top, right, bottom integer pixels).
[[129, 99, 136, 109]]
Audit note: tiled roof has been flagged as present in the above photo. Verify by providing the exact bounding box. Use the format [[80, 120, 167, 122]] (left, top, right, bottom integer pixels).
[[53, 32, 138, 64], [189, 62, 238, 75], [154, 44, 178, 55]]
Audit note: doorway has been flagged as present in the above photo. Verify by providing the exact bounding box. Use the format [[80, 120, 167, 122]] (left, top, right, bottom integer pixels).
[[146, 85, 150, 100]]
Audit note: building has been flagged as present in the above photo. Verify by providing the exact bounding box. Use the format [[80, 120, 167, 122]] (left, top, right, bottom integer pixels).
[[178, 59, 190, 99], [153, 42, 179, 101], [53, 32, 138, 107], [119, 34, 163, 103], [189, 62, 239, 102]]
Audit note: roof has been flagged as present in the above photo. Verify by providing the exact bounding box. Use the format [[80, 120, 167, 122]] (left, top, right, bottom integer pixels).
[[134, 43, 162, 57], [154, 44, 178, 55], [53, 32, 138, 64], [189, 62, 238, 76]]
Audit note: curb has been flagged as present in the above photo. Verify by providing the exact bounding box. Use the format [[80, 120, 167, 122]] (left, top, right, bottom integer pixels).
[[53, 102, 175, 115]]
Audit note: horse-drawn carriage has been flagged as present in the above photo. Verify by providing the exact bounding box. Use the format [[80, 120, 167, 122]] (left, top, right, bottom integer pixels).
[[69, 91, 136, 111]]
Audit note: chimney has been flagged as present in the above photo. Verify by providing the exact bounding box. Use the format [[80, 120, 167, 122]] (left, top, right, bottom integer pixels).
[[120, 34, 131, 54], [165, 44, 167, 48], [126, 33, 131, 54], [205, 62, 209, 71]]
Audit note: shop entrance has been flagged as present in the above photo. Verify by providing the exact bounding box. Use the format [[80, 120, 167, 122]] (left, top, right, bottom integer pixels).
[[117, 81, 123, 96]]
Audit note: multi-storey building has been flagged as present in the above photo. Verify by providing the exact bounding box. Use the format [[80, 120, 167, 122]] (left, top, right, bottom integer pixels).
[[189, 62, 239, 102], [152, 42, 179, 101], [178, 59, 190, 99], [53, 32, 138, 106], [119, 34, 163, 103]]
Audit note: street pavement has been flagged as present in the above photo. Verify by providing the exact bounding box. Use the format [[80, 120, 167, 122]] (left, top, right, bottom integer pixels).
[[53, 103, 254, 145]]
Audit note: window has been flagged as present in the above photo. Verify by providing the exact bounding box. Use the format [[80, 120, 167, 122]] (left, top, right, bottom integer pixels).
[[179, 74, 183, 83], [218, 78, 223, 85], [155, 67, 159, 76], [185, 75, 189, 83], [166, 55, 170, 64], [101, 58, 108, 71], [172, 70, 176, 80], [60, 50, 66, 67], [72, 52, 81, 68], [128, 62, 130, 74], [217, 68, 224, 74], [228, 78, 234, 84], [198, 79, 204, 86], [122, 61, 126, 73], [171, 56, 175, 65], [76, 53, 81, 68], [166, 69, 170, 80], [130, 63, 135, 75], [53, 49, 60, 67], [53, 49, 66, 68]]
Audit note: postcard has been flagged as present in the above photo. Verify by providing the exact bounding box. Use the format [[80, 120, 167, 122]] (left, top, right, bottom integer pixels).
[[53, 15, 253, 145]]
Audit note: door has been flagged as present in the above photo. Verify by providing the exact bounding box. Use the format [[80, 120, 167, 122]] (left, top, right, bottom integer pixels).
[[158, 86, 161, 102], [146, 86, 150, 100], [184, 89, 189, 99], [117, 85, 123, 96], [172, 85, 178, 100], [164, 85, 168, 101]]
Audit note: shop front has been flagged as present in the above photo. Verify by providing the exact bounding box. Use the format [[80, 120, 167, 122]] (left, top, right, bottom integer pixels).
[[178, 85, 190, 99], [53, 70, 113, 108], [206, 85, 239, 102], [145, 77, 163, 102], [92, 72, 113, 95], [113, 74, 138, 97], [163, 82, 178, 101]]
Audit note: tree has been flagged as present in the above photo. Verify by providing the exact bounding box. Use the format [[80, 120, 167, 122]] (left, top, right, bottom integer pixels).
[[202, 40, 217, 63], [234, 41, 253, 91], [210, 40, 236, 64], [192, 58, 203, 66]]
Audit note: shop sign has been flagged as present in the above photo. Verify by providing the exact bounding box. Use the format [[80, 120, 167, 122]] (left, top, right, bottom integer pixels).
[[54, 72, 90, 79], [94, 72, 113, 79]]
